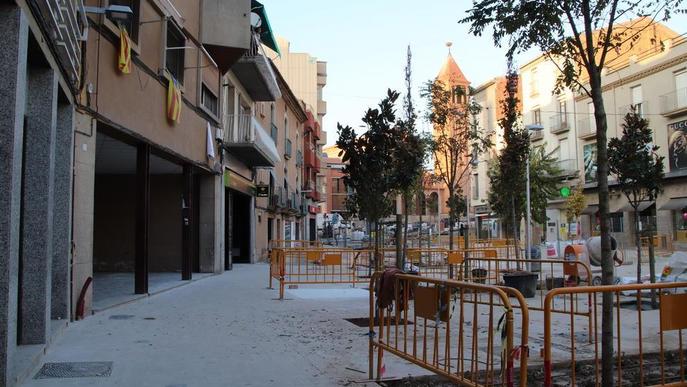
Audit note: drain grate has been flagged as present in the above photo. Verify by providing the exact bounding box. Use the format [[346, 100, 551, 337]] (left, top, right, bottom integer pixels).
[[345, 317, 413, 327], [109, 314, 134, 320], [34, 362, 113, 379]]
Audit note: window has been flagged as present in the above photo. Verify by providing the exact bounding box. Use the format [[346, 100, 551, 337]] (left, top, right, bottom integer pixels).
[[165, 21, 185, 84], [676, 71, 687, 108], [558, 100, 567, 125], [270, 104, 275, 125], [284, 116, 288, 142], [529, 68, 538, 96], [631, 85, 643, 117], [609, 213, 624, 233], [201, 85, 218, 117], [472, 174, 479, 200], [108, 0, 140, 42], [559, 138, 569, 161], [533, 108, 541, 125]]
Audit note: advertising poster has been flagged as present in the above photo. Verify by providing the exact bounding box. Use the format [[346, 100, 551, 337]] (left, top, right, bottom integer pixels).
[[669, 120, 687, 172], [583, 143, 598, 183]]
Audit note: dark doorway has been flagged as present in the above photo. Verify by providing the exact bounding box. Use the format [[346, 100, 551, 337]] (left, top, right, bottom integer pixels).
[[231, 190, 251, 263], [309, 219, 316, 242], [267, 218, 273, 244]]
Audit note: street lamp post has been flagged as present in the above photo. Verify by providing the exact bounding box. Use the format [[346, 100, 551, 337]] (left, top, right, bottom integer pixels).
[[524, 124, 544, 262]]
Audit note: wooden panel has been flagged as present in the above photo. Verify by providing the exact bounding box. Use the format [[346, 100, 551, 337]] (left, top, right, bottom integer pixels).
[[322, 253, 341, 266], [414, 285, 449, 322], [306, 250, 320, 262], [660, 293, 687, 331], [407, 249, 421, 263], [447, 252, 463, 265]]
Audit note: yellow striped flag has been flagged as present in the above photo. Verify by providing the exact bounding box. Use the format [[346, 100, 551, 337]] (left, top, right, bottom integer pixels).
[[118, 27, 131, 74], [167, 77, 181, 123]]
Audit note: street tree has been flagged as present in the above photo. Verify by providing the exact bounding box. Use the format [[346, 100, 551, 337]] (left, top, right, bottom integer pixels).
[[488, 69, 528, 259], [564, 184, 587, 240], [461, 3, 682, 382], [423, 79, 490, 267], [391, 45, 427, 269], [337, 90, 401, 270], [608, 108, 664, 299]]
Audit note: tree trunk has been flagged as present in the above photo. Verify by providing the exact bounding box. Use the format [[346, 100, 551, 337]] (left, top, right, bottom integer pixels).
[[511, 196, 521, 268], [635, 209, 642, 285], [396, 214, 403, 270], [448, 192, 454, 279], [403, 196, 410, 262], [374, 221, 380, 272], [648, 223, 657, 308], [591, 74, 614, 387]]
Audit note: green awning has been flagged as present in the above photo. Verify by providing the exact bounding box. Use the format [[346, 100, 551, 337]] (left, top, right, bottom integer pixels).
[[251, 0, 280, 56]]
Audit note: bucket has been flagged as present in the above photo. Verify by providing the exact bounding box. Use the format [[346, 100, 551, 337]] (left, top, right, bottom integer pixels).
[[503, 272, 538, 298]]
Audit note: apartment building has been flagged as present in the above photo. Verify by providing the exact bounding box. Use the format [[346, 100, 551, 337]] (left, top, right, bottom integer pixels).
[[0, 1, 85, 385], [71, 0, 270, 317], [472, 18, 687, 252], [253, 70, 307, 257], [271, 38, 328, 239]]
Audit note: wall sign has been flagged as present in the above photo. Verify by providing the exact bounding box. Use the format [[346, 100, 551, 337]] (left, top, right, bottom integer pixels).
[[256, 185, 269, 197], [669, 120, 687, 171], [583, 143, 598, 183]]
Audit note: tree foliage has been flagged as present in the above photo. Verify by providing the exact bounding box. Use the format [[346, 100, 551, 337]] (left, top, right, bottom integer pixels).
[[461, 3, 683, 382], [608, 108, 665, 286], [423, 80, 491, 250], [608, 110, 665, 211], [564, 184, 587, 226], [488, 70, 528, 240]]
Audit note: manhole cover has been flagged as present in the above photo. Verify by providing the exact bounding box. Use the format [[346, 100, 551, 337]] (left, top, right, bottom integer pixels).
[[34, 362, 113, 379], [345, 317, 413, 327], [109, 314, 134, 320]]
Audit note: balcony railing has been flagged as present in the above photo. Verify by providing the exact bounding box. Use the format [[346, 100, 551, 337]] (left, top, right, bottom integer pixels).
[[660, 87, 687, 116], [224, 114, 280, 167], [577, 117, 596, 139], [285, 139, 292, 159], [618, 101, 648, 118], [33, 0, 85, 92], [296, 150, 303, 166], [557, 158, 579, 177], [231, 33, 281, 101], [269, 186, 286, 209], [549, 113, 570, 134], [530, 128, 544, 141]]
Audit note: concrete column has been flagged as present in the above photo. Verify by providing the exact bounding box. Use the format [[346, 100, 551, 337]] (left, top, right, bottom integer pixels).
[[51, 103, 73, 320], [19, 65, 58, 345], [199, 174, 222, 273], [71, 113, 96, 319], [249, 196, 256, 263], [0, 4, 28, 385]]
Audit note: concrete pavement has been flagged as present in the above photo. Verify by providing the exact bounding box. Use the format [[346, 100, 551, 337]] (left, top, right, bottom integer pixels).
[[19, 265, 417, 387]]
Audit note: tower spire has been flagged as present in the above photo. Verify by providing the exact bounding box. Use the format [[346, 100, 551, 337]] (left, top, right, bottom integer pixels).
[[446, 41, 453, 55]]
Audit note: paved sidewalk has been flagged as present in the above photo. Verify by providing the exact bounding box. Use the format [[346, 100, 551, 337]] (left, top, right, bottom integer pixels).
[[20, 265, 411, 387]]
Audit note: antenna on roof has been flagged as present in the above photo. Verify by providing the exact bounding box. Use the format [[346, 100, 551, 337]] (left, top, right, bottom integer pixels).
[[446, 41, 453, 54]]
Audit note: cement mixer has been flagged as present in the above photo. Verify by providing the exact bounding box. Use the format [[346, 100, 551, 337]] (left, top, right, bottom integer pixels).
[[563, 236, 621, 286]]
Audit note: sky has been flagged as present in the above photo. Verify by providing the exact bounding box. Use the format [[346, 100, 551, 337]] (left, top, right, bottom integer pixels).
[[260, 1, 687, 147]]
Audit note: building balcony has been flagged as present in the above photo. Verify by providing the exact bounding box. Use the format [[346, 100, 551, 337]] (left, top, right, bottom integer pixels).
[[224, 114, 281, 167], [36, 0, 84, 90], [317, 100, 327, 115], [269, 186, 286, 210], [200, 0, 251, 71], [331, 194, 348, 212], [557, 158, 579, 178], [618, 101, 649, 119], [304, 148, 319, 171], [549, 113, 570, 134], [577, 118, 596, 139], [529, 127, 544, 141], [660, 88, 687, 117], [231, 34, 281, 101]]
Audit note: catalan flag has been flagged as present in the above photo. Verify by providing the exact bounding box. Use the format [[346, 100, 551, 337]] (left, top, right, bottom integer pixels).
[[167, 77, 181, 123], [117, 27, 131, 74]]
